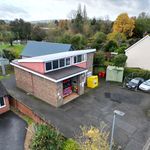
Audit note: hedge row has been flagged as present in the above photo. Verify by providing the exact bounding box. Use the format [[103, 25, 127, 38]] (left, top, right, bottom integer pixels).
[[124, 68, 150, 79]]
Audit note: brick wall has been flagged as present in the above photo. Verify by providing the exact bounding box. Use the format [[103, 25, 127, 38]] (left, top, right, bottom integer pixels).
[[14, 67, 58, 107], [0, 96, 10, 114], [10, 98, 45, 124], [14, 67, 33, 94]]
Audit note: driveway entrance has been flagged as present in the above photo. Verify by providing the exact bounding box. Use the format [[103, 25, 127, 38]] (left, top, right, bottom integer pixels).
[[0, 111, 27, 150]]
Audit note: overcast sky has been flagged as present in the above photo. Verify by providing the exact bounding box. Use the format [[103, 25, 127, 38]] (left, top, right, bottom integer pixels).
[[0, 0, 150, 21]]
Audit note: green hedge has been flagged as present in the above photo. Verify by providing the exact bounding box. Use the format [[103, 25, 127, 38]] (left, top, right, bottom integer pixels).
[[124, 68, 150, 79]]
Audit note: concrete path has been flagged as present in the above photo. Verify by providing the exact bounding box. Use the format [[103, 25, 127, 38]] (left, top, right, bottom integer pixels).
[[2, 75, 150, 149], [0, 111, 27, 150]]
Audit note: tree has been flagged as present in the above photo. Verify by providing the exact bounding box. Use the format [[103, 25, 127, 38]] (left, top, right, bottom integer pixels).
[[83, 5, 87, 21], [58, 32, 72, 44], [116, 43, 127, 54], [107, 32, 126, 46], [2, 31, 14, 46], [31, 25, 46, 41], [94, 51, 105, 66], [134, 12, 150, 38], [71, 34, 86, 49], [91, 32, 106, 50], [104, 40, 118, 52], [113, 13, 135, 37], [113, 54, 127, 67], [10, 18, 31, 40]]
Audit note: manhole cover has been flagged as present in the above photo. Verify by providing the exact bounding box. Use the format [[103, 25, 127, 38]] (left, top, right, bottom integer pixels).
[[104, 92, 111, 98]]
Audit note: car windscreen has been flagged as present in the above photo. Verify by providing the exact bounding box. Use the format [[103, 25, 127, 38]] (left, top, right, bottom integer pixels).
[[130, 79, 139, 84], [143, 81, 150, 86]]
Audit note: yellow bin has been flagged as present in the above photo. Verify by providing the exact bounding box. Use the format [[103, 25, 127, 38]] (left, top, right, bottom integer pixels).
[[87, 75, 98, 88]]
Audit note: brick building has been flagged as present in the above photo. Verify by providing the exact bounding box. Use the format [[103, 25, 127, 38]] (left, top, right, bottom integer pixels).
[[11, 49, 95, 107], [0, 82, 10, 114]]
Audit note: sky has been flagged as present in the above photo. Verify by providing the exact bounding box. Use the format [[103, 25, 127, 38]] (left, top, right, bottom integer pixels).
[[0, 0, 150, 21]]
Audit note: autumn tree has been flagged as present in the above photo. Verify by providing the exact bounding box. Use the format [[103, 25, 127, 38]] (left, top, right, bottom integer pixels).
[[113, 13, 135, 37], [107, 32, 126, 46]]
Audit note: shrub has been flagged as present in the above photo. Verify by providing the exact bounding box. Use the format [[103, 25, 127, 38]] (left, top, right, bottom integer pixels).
[[78, 122, 110, 150], [112, 54, 127, 67], [63, 139, 80, 150], [31, 124, 65, 150], [104, 40, 118, 52], [93, 51, 105, 66], [124, 68, 150, 79]]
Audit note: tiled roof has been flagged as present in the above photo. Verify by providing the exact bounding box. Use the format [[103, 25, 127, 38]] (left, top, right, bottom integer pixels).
[[21, 41, 74, 57]]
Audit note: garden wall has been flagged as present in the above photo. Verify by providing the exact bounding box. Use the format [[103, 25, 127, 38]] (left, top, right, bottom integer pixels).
[[10, 98, 46, 124]]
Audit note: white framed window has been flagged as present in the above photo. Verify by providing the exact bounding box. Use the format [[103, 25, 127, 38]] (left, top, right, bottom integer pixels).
[[45, 62, 52, 71], [45, 57, 71, 72], [53, 60, 59, 69], [66, 57, 71, 66], [0, 97, 5, 108], [74, 54, 85, 64], [60, 59, 65, 68]]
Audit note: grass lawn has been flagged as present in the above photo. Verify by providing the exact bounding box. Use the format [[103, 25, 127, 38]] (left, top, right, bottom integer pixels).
[[0, 43, 25, 58]]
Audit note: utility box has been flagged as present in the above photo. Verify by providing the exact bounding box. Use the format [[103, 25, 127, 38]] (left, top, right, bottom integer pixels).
[[106, 66, 124, 82], [87, 76, 98, 88]]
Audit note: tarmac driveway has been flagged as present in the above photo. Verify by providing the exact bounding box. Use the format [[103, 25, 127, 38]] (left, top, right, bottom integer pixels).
[[2, 76, 150, 150], [0, 111, 27, 150]]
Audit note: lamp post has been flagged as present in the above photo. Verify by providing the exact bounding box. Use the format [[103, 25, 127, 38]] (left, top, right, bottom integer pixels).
[[109, 110, 125, 150]]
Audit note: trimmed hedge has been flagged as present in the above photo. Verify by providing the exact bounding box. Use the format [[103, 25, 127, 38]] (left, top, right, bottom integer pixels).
[[124, 68, 150, 79]]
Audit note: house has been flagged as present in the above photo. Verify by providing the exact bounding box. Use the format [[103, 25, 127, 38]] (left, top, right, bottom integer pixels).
[[125, 35, 150, 70], [21, 41, 75, 58], [0, 82, 10, 114], [11, 49, 96, 107]]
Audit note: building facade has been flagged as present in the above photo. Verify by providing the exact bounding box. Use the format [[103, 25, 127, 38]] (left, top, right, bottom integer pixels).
[[11, 49, 95, 107], [125, 35, 150, 70]]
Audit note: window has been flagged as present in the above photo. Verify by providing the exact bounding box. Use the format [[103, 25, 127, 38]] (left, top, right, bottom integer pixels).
[[53, 60, 58, 69], [77, 55, 82, 62], [46, 62, 52, 71], [66, 58, 70, 66], [74, 55, 84, 63], [0, 97, 5, 108], [74, 56, 77, 63], [60, 59, 65, 67]]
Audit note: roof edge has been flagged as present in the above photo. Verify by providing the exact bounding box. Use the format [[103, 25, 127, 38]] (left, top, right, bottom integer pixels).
[[125, 35, 150, 52], [10, 62, 88, 83], [10, 62, 57, 82]]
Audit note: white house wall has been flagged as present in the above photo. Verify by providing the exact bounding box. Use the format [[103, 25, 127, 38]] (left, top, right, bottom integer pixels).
[[126, 36, 150, 70]]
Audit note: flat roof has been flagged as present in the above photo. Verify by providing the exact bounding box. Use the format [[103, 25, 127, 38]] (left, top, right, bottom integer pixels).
[[45, 66, 87, 82], [18, 49, 96, 63]]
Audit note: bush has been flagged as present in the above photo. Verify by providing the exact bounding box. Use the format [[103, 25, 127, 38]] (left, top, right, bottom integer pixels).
[[3, 49, 17, 61], [63, 139, 80, 150], [112, 54, 127, 67], [31, 124, 65, 150], [93, 51, 105, 66], [124, 68, 150, 79], [104, 40, 118, 52]]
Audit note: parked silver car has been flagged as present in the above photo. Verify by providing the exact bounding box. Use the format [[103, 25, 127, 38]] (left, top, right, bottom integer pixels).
[[139, 79, 150, 92]]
